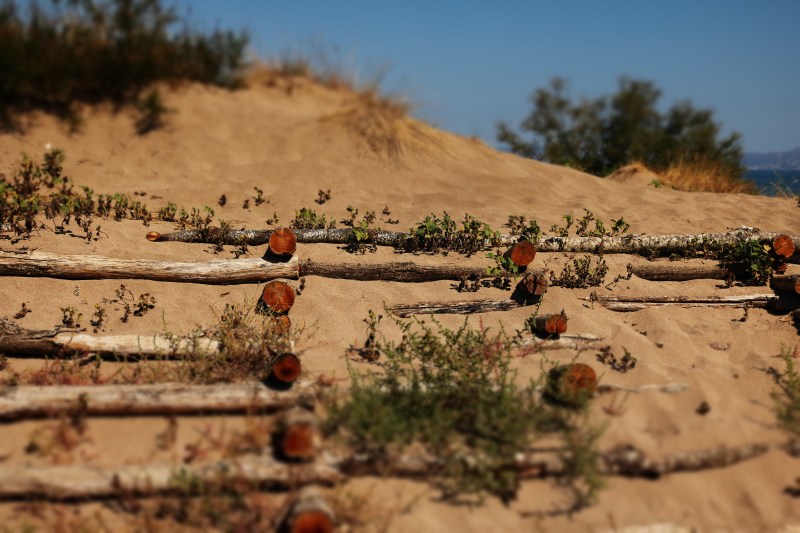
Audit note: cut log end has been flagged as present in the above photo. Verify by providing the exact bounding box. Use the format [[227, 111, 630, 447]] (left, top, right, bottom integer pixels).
[[271, 314, 292, 333], [290, 511, 333, 533], [261, 281, 296, 313], [546, 363, 598, 407], [145, 232, 161, 242], [272, 353, 302, 384], [773, 234, 796, 259], [270, 228, 297, 256], [507, 241, 537, 268], [519, 271, 548, 298], [533, 312, 568, 337]]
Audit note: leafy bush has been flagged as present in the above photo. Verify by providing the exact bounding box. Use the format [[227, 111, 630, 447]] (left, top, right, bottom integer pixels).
[[403, 212, 502, 256], [497, 77, 745, 181], [325, 316, 605, 506], [0, 0, 248, 131]]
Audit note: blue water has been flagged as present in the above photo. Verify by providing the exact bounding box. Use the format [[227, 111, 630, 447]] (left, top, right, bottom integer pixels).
[[745, 169, 800, 196]]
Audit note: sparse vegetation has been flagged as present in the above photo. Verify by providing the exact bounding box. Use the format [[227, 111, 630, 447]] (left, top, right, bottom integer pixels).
[[403, 212, 502, 256], [773, 345, 800, 441], [0, 0, 248, 132], [326, 315, 604, 506], [550, 255, 609, 288], [291, 207, 334, 230]]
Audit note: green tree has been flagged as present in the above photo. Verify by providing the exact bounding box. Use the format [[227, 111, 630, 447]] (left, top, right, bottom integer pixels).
[[497, 77, 744, 178]]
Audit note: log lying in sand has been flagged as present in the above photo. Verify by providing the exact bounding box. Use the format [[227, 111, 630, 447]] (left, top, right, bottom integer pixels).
[[584, 293, 778, 312], [147, 226, 799, 259], [628, 262, 730, 282], [771, 274, 800, 295], [281, 487, 335, 533], [0, 250, 299, 283], [0, 382, 316, 421], [0, 317, 219, 358], [388, 298, 524, 317], [0, 434, 769, 500], [525, 333, 607, 352], [276, 408, 321, 462], [300, 259, 491, 282], [601, 442, 771, 478], [0, 454, 340, 500]]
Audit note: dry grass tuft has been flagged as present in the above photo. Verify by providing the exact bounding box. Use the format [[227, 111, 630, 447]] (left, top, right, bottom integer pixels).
[[617, 159, 757, 194]]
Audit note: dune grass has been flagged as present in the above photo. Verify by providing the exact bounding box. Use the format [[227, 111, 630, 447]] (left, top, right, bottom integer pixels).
[[623, 159, 758, 194]]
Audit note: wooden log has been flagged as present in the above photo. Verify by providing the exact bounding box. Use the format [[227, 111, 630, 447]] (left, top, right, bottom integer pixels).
[[282, 487, 335, 533], [147, 226, 800, 258], [300, 259, 490, 282], [791, 309, 800, 334], [585, 293, 777, 312], [505, 241, 536, 268], [628, 262, 729, 281], [518, 270, 548, 299], [0, 250, 299, 284], [771, 274, 800, 295], [261, 280, 296, 313], [532, 312, 568, 337], [388, 299, 524, 317], [269, 228, 297, 256], [0, 455, 340, 500], [525, 333, 606, 352], [0, 382, 316, 421], [271, 353, 302, 385], [773, 234, 796, 259], [0, 317, 219, 359], [276, 408, 321, 462]]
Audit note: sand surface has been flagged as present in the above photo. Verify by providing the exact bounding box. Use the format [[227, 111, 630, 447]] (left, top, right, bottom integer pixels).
[[1, 77, 799, 531]]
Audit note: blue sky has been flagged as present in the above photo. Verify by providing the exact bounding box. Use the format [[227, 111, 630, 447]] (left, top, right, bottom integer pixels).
[[178, 0, 799, 153]]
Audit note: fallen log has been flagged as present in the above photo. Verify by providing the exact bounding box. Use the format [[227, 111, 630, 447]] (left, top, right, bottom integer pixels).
[[771, 274, 800, 295], [0, 454, 341, 500], [629, 262, 729, 282], [300, 259, 490, 282], [0, 317, 219, 358], [525, 333, 606, 352], [388, 298, 524, 317], [147, 226, 799, 258], [0, 381, 316, 421], [0, 250, 299, 283], [0, 437, 769, 500], [584, 293, 778, 312]]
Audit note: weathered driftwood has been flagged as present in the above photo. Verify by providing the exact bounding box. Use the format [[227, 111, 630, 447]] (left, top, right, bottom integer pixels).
[[147, 226, 799, 258], [0, 438, 769, 500], [0, 317, 219, 359], [525, 333, 606, 352], [600, 442, 771, 478], [0, 382, 316, 421], [585, 293, 777, 312], [0, 455, 341, 500], [300, 259, 490, 282], [628, 262, 729, 282], [388, 298, 524, 317], [597, 383, 689, 395], [0, 250, 299, 283], [771, 274, 800, 295]]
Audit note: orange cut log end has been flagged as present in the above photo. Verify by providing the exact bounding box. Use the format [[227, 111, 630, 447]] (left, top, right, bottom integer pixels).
[[773, 234, 796, 259], [521, 271, 548, 297], [508, 241, 537, 267], [546, 314, 568, 335], [261, 281, 296, 313], [145, 232, 161, 241], [272, 353, 302, 384], [271, 314, 292, 333], [281, 423, 318, 460], [270, 228, 297, 256], [547, 363, 597, 407], [291, 511, 333, 533]]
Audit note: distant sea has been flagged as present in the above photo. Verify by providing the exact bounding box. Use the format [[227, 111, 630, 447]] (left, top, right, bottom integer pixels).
[[744, 169, 800, 196]]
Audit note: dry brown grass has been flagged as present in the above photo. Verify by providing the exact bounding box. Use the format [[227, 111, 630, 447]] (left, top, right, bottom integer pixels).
[[621, 159, 757, 194]]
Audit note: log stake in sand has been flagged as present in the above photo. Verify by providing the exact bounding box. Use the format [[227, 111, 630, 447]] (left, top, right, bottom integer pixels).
[[505, 241, 536, 268], [282, 487, 335, 533], [269, 228, 297, 256], [261, 280, 296, 313], [276, 408, 321, 462], [771, 274, 800, 295], [532, 312, 568, 337]]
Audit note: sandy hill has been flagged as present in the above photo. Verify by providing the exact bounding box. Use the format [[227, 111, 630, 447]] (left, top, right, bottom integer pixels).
[[1, 76, 799, 532]]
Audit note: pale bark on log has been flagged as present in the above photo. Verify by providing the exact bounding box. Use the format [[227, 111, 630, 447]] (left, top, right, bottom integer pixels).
[[584, 293, 777, 312], [524, 333, 607, 352], [388, 299, 524, 317], [300, 259, 490, 282], [0, 250, 299, 284], [771, 274, 800, 295], [0, 454, 340, 500], [0, 382, 315, 420], [148, 226, 800, 258], [0, 438, 769, 500], [628, 262, 730, 281]]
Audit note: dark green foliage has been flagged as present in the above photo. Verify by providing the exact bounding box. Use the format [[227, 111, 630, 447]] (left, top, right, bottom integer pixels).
[[506, 215, 541, 243], [497, 77, 745, 179], [291, 207, 334, 230], [325, 316, 605, 505], [403, 212, 502, 256], [718, 240, 776, 285], [773, 346, 800, 440], [134, 88, 170, 134], [551, 255, 609, 288], [0, 0, 248, 131]]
